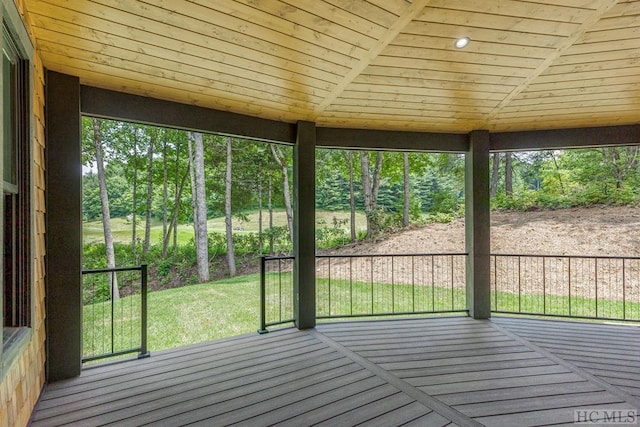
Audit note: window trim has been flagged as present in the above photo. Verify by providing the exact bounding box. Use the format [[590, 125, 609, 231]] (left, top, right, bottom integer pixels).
[[1, 0, 35, 377]]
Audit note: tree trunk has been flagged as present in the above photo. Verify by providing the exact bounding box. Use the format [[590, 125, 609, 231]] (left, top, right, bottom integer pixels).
[[403, 152, 410, 228], [188, 135, 198, 250], [270, 145, 294, 243], [131, 129, 138, 252], [348, 152, 356, 243], [550, 151, 566, 194], [92, 118, 120, 300], [173, 143, 180, 253], [360, 151, 383, 239], [268, 176, 274, 254], [143, 132, 154, 256], [225, 137, 237, 276], [163, 166, 189, 257], [258, 179, 263, 255], [162, 140, 168, 254], [505, 152, 513, 196], [189, 132, 210, 283], [490, 152, 500, 198]]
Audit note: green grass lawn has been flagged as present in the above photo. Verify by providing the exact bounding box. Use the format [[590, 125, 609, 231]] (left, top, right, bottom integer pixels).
[[83, 272, 640, 360], [83, 209, 368, 244], [492, 290, 640, 320], [83, 274, 262, 358]]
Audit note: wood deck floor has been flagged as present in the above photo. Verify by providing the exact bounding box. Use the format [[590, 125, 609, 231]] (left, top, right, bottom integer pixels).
[[31, 316, 640, 426]]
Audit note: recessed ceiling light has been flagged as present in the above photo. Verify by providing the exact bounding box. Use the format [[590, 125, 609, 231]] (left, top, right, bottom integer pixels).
[[454, 37, 470, 49]]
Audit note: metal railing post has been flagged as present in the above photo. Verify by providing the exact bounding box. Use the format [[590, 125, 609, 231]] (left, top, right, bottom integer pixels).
[[110, 271, 115, 356], [139, 264, 150, 358], [259, 256, 268, 333]]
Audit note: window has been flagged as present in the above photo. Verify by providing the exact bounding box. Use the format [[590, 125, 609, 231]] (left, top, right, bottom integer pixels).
[[2, 20, 31, 344]]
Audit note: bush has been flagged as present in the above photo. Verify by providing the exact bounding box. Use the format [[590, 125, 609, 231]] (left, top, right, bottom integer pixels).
[[316, 217, 350, 248]]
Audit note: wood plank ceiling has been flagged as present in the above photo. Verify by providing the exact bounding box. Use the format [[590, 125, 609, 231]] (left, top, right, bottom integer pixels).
[[24, 0, 640, 133]]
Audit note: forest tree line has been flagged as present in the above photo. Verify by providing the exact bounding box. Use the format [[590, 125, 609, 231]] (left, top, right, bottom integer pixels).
[[83, 118, 640, 298]]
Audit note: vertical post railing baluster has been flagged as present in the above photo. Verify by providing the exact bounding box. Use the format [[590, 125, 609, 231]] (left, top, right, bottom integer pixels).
[[568, 258, 571, 317], [370, 256, 374, 315], [391, 256, 395, 314], [328, 257, 332, 316], [431, 255, 435, 312], [140, 264, 148, 357], [411, 256, 415, 313], [110, 271, 115, 356], [259, 256, 267, 333], [542, 257, 546, 315], [496, 255, 498, 311], [349, 256, 353, 316], [278, 259, 283, 323], [518, 257, 522, 313], [623, 258, 626, 320]]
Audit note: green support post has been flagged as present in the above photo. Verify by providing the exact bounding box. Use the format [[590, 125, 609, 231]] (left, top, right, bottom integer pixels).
[[465, 130, 491, 319], [293, 121, 316, 329]]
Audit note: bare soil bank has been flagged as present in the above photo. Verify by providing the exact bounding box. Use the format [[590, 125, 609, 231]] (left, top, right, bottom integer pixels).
[[336, 205, 640, 257]]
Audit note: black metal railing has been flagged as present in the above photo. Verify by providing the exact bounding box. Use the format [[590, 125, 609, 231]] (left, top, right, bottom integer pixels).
[[260, 253, 467, 330], [82, 264, 149, 363], [260, 256, 295, 332], [316, 253, 467, 318], [492, 254, 640, 322]]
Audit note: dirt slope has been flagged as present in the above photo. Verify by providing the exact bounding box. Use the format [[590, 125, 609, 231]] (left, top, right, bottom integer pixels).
[[335, 205, 640, 257]]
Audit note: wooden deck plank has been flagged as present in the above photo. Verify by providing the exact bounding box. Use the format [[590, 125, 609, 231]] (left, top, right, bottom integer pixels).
[[42, 331, 316, 398], [31, 316, 640, 427], [572, 361, 640, 375], [352, 401, 433, 427], [275, 386, 404, 427], [325, 331, 506, 348], [33, 351, 350, 425], [37, 343, 329, 408], [475, 403, 635, 427], [417, 372, 586, 395], [406, 364, 570, 386], [455, 391, 623, 417], [497, 324, 640, 344], [380, 351, 544, 371], [349, 335, 515, 353], [438, 381, 600, 406], [393, 357, 556, 378], [358, 338, 519, 358], [401, 410, 454, 427], [153, 370, 377, 427], [313, 390, 415, 426], [366, 345, 530, 364], [173, 380, 394, 426], [36, 340, 332, 409]]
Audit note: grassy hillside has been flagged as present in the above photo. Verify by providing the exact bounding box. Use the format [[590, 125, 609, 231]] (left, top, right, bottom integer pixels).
[[83, 209, 367, 244]]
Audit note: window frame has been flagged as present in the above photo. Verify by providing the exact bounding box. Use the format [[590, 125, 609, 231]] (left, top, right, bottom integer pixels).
[[0, 0, 34, 378]]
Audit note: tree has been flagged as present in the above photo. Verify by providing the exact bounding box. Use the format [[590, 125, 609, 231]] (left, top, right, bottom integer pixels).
[[224, 137, 236, 276], [403, 152, 410, 228], [270, 144, 294, 243], [505, 152, 513, 195], [601, 146, 639, 189], [188, 132, 210, 283], [90, 118, 120, 300], [143, 127, 155, 256], [347, 151, 357, 242], [490, 153, 500, 198], [360, 151, 383, 239], [130, 126, 139, 250], [162, 139, 168, 252]]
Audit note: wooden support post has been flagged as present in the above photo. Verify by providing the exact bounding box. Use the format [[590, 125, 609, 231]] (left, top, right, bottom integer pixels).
[[45, 71, 82, 380], [465, 130, 491, 319], [293, 121, 316, 329]]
